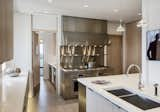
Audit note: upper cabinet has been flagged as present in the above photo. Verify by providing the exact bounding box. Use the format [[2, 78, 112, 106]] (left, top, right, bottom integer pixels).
[[0, 0, 5, 63], [0, 0, 13, 64], [63, 16, 107, 33]]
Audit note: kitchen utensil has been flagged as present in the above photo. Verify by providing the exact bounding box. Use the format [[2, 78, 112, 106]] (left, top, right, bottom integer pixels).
[[69, 46, 75, 68], [81, 45, 87, 64], [92, 46, 96, 56], [87, 46, 92, 62], [88, 62, 96, 68]]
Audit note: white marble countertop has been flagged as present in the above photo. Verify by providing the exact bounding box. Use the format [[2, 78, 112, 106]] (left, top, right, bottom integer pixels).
[[0, 73, 28, 112], [78, 74, 160, 112]]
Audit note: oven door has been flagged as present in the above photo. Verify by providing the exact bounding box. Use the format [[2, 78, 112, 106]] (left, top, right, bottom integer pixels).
[[72, 79, 79, 93], [71, 74, 84, 96]]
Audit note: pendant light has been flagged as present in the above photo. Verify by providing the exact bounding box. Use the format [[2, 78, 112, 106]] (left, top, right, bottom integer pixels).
[[136, 13, 147, 28], [137, 18, 147, 28], [116, 0, 125, 32], [116, 20, 125, 32], [137, 19, 147, 27]]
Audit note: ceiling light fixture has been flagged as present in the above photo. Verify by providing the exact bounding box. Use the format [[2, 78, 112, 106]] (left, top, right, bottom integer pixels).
[[138, 13, 142, 16], [83, 0, 89, 8], [116, 20, 125, 32], [113, 9, 119, 13], [83, 4, 89, 8], [137, 19, 147, 28], [43, 10, 49, 14], [48, 0, 53, 3], [137, 13, 147, 28]]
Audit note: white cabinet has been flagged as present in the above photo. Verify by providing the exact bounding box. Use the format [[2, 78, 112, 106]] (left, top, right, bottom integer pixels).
[[86, 88, 127, 112], [97, 92, 113, 112], [112, 104, 126, 112], [86, 88, 97, 112]]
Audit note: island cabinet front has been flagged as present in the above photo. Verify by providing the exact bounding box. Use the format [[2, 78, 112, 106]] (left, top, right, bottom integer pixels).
[[86, 88, 127, 112]]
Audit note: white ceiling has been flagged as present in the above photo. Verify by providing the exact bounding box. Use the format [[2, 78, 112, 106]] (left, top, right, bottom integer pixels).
[[15, 0, 141, 23]]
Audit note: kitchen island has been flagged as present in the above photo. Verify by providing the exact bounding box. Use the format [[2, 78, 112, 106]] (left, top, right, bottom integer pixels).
[[78, 74, 160, 112]]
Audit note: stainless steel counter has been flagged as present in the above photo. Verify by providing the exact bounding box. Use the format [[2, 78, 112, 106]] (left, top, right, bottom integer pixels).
[[60, 66, 113, 99], [61, 66, 110, 72]]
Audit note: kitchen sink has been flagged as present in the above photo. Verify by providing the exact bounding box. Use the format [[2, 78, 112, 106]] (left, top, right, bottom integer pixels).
[[107, 88, 133, 97], [121, 95, 160, 110], [106, 88, 160, 110]]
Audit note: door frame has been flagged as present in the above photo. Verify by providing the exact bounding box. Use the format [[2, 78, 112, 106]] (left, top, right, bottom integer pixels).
[[32, 31, 40, 96]]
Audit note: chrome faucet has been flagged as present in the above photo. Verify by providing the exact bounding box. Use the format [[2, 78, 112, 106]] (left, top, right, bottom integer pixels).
[[154, 83, 159, 96], [126, 64, 143, 90]]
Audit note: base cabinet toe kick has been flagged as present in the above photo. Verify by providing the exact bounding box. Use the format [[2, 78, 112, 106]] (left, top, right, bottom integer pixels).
[[78, 84, 127, 112]]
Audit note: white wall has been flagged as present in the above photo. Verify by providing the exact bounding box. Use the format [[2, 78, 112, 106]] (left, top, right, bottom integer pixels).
[[56, 15, 62, 95], [142, 0, 160, 84], [13, 13, 32, 73], [32, 14, 57, 32]]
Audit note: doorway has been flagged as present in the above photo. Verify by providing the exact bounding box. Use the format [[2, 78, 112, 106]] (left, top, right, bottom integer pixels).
[[32, 31, 40, 95], [32, 31, 58, 95], [39, 39, 44, 77], [107, 35, 123, 74]]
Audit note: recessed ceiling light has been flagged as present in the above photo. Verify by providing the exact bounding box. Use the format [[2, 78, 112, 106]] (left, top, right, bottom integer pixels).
[[138, 13, 142, 16], [113, 9, 119, 13], [48, 0, 53, 3], [40, 39, 43, 43], [43, 11, 49, 14], [83, 4, 89, 8]]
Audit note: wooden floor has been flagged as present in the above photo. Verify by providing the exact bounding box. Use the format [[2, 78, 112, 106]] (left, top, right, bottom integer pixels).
[[27, 78, 78, 112]]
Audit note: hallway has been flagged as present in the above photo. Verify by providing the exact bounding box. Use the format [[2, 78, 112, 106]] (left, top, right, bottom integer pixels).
[[27, 78, 78, 112]]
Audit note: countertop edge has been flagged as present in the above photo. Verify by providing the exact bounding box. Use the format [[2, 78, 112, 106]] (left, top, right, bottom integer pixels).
[[0, 73, 29, 112], [78, 74, 160, 112]]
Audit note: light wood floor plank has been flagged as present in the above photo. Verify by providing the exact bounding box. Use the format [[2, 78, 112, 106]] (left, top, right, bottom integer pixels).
[[27, 77, 78, 112]]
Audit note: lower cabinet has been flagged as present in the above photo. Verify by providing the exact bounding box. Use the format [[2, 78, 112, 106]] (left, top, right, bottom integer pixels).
[[112, 105, 126, 112], [86, 88, 99, 112], [86, 88, 127, 112]]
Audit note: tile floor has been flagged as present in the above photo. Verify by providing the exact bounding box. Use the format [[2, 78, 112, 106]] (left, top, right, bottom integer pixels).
[[27, 77, 78, 112]]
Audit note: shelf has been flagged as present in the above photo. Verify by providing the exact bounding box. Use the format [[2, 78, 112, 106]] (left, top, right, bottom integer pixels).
[[61, 54, 101, 57], [60, 45, 104, 48], [61, 54, 83, 57]]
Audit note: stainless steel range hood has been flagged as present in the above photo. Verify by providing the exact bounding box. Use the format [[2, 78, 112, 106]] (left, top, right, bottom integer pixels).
[[63, 31, 108, 45], [62, 16, 108, 45]]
